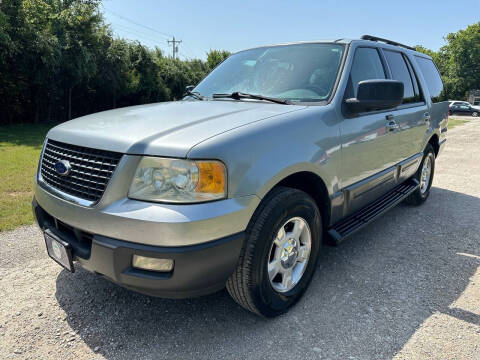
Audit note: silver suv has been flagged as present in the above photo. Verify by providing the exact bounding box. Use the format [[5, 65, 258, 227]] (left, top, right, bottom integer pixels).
[[33, 35, 448, 316]]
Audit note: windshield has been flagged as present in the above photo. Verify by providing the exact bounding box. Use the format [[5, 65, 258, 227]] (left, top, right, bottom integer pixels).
[[194, 43, 345, 103]]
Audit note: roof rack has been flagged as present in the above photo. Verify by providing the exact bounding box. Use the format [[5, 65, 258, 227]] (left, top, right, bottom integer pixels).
[[360, 35, 416, 51]]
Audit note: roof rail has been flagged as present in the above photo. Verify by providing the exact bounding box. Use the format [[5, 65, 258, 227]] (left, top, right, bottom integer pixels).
[[360, 35, 416, 51]]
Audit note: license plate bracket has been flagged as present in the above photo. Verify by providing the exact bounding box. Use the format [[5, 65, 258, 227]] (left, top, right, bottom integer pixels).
[[44, 229, 74, 273]]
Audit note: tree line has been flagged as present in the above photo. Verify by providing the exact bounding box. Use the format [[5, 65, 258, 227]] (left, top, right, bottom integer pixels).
[[0, 0, 230, 125], [1, 0, 479, 125], [415, 22, 480, 101]]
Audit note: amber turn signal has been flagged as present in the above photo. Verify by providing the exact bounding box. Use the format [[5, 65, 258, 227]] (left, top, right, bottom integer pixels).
[[196, 161, 226, 196]]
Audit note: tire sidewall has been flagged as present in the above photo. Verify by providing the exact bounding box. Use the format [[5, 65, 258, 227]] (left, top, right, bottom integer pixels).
[[250, 192, 322, 316], [419, 147, 435, 200]]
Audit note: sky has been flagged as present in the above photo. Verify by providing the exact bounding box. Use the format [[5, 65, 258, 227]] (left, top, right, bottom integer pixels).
[[102, 0, 480, 60]]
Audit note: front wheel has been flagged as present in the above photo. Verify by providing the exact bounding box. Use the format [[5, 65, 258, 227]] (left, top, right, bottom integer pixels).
[[472, 111, 479, 117], [226, 187, 322, 317], [404, 144, 435, 205]]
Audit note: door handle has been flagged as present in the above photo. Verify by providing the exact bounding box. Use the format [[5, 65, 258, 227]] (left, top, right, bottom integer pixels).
[[423, 112, 431, 122], [386, 120, 399, 131], [385, 115, 399, 131]]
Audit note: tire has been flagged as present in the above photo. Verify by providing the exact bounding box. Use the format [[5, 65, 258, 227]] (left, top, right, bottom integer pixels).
[[472, 111, 479, 117], [226, 187, 322, 317], [404, 144, 435, 206]]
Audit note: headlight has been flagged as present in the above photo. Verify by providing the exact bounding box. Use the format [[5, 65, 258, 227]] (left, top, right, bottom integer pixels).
[[128, 157, 226, 203]]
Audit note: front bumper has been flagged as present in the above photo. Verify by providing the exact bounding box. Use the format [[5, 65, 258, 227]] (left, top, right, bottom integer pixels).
[[33, 198, 244, 298], [34, 162, 259, 247]]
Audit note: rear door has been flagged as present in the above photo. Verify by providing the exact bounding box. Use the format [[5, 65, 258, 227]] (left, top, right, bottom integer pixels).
[[381, 49, 429, 165]]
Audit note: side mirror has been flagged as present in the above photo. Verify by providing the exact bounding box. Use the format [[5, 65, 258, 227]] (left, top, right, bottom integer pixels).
[[185, 85, 195, 92], [345, 80, 404, 114]]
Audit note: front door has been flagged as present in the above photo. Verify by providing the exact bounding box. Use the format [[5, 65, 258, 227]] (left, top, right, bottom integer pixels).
[[339, 47, 401, 215]]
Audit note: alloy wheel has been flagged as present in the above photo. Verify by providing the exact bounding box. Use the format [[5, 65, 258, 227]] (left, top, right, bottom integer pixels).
[[267, 217, 312, 293]]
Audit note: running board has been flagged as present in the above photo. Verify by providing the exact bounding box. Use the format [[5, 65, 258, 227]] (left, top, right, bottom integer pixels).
[[328, 178, 419, 244]]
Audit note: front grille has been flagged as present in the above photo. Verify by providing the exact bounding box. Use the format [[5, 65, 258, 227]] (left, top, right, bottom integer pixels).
[[40, 139, 123, 203]]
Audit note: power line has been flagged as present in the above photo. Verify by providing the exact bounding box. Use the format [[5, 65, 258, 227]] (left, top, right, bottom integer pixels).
[[102, 6, 198, 60], [167, 37, 182, 60], [103, 6, 173, 39], [178, 44, 193, 59], [178, 52, 190, 60], [182, 42, 199, 59], [111, 22, 170, 51]]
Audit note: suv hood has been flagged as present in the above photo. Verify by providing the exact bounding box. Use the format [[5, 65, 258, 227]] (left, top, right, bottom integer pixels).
[[48, 101, 305, 157]]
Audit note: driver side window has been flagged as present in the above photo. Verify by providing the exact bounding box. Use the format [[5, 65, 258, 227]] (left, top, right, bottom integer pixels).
[[348, 47, 386, 98]]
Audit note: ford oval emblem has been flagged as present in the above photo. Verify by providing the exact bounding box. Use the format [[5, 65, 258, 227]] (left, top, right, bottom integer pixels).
[[54, 160, 71, 176]]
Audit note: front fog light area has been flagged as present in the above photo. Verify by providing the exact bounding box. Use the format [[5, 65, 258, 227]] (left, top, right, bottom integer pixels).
[[132, 255, 174, 272]]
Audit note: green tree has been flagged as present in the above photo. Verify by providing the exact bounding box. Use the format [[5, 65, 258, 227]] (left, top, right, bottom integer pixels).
[[416, 22, 480, 100], [0, 0, 230, 124], [0, 0, 29, 123], [156, 54, 209, 100], [129, 42, 169, 103], [95, 37, 130, 109], [206, 49, 231, 71], [439, 22, 480, 99], [21, 0, 59, 122], [51, 0, 104, 119], [414, 45, 437, 58]]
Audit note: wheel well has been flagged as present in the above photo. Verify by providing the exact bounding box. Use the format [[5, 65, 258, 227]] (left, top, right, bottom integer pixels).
[[275, 172, 330, 227], [428, 134, 439, 156]]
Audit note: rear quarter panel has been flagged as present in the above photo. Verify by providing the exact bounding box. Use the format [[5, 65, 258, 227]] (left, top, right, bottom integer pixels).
[[407, 53, 448, 149]]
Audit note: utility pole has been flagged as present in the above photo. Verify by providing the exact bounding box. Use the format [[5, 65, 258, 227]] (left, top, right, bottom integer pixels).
[[167, 36, 182, 60]]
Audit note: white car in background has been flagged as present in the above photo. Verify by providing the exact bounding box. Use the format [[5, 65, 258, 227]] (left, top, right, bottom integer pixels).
[[449, 100, 480, 111]]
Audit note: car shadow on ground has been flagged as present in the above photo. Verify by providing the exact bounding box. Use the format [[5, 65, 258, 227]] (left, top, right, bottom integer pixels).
[[55, 186, 480, 359]]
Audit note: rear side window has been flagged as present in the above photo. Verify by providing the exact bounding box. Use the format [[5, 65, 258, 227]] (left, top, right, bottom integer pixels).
[[415, 56, 444, 102], [404, 57, 423, 102], [348, 47, 386, 98], [383, 50, 418, 104]]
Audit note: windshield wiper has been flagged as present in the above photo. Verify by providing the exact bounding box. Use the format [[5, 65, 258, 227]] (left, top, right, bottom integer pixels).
[[212, 91, 291, 105], [184, 89, 208, 101]]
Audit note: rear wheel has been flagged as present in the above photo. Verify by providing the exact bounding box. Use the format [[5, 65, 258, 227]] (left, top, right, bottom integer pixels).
[[404, 144, 435, 205], [226, 187, 322, 317]]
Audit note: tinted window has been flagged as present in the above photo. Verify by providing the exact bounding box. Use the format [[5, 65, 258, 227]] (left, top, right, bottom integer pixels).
[[415, 56, 444, 102], [383, 50, 416, 103], [348, 47, 386, 98], [404, 56, 423, 102]]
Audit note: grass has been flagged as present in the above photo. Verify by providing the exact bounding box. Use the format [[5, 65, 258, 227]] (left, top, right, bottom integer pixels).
[[448, 117, 469, 129], [0, 123, 53, 232]]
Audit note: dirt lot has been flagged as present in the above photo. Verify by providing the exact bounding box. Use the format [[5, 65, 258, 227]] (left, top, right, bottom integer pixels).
[[1, 119, 480, 360]]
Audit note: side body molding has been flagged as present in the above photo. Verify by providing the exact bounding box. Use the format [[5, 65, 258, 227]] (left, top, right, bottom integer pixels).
[[330, 152, 422, 222]]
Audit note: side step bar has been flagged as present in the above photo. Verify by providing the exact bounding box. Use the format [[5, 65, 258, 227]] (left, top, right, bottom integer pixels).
[[328, 178, 419, 244]]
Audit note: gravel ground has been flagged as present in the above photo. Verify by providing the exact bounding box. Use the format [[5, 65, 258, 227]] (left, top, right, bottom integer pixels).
[[1, 119, 480, 359]]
